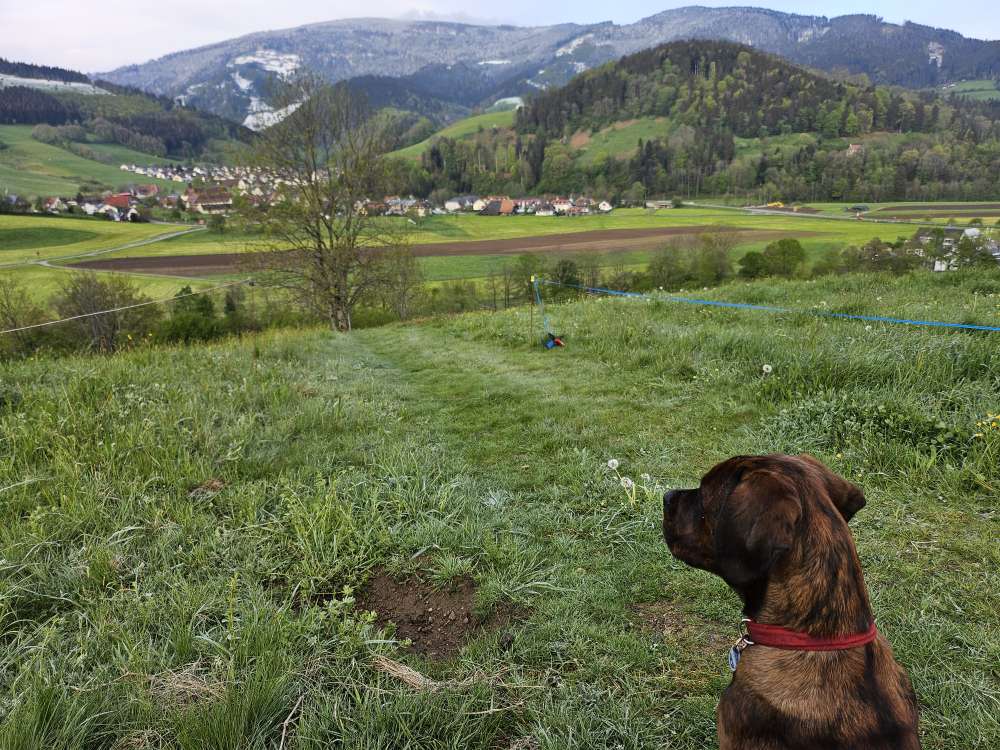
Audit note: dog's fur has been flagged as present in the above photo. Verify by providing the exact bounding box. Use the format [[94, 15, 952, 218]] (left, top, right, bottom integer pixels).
[[662, 454, 920, 749]]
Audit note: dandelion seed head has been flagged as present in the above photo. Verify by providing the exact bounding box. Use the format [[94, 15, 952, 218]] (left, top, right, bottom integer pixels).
[[607, 458, 619, 470], [620, 477, 634, 489], [762, 364, 773, 375]]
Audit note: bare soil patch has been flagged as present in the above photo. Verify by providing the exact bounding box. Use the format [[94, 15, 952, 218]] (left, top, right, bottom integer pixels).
[[569, 130, 591, 149], [630, 600, 730, 653], [66, 226, 805, 277], [874, 203, 1000, 213], [356, 572, 516, 659]]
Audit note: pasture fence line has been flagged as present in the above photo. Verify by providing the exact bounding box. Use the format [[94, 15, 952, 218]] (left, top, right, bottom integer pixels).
[[0, 279, 255, 335], [534, 279, 1000, 333]]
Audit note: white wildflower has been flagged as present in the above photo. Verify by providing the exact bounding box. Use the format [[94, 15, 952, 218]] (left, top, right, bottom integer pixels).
[[762, 364, 773, 375], [620, 477, 634, 490], [607, 458, 619, 470]]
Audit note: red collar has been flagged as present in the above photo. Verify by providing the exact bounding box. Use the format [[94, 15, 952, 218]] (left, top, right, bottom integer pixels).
[[744, 618, 878, 651]]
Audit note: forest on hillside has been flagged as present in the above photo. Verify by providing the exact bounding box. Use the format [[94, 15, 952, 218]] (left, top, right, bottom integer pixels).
[[386, 41, 1000, 203], [0, 85, 250, 158]]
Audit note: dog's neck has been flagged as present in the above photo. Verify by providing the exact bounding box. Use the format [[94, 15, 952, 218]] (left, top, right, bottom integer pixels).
[[745, 519, 874, 638]]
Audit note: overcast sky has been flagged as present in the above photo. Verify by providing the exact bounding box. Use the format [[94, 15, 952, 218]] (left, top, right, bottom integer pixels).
[[1, 0, 996, 73]]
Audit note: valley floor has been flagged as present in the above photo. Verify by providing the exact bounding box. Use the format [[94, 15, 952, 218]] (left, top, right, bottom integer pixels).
[[1, 270, 997, 747]]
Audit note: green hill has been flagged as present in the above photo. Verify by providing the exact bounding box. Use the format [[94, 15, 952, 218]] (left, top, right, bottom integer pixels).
[[388, 40, 1000, 204], [1, 269, 997, 747], [0, 125, 176, 197]]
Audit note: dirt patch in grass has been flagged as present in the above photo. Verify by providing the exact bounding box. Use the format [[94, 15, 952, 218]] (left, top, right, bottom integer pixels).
[[874, 203, 1000, 213], [356, 571, 516, 659], [630, 600, 730, 652], [569, 130, 591, 149]]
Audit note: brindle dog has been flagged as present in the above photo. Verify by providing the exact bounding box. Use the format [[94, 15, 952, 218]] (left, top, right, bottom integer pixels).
[[662, 454, 920, 749]]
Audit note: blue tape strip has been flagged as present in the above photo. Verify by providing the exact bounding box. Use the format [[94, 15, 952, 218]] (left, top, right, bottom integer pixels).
[[536, 280, 1000, 332]]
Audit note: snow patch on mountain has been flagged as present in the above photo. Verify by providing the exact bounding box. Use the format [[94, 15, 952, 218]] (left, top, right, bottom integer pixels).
[[556, 34, 593, 57], [232, 71, 253, 91], [0, 74, 109, 95], [231, 50, 300, 79], [243, 98, 301, 130]]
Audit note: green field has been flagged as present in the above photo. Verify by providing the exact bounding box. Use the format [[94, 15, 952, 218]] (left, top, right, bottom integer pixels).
[[2, 203, 995, 306], [0, 262, 216, 301], [0, 214, 186, 265], [0, 125, 173, 198], [1, 268, 997, 747], [388, 110, 517, 160], [0, 215, 209, 302], [943, 79, 1000, 101]]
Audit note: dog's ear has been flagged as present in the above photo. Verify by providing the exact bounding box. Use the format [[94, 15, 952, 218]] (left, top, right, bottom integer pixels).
[[798, 454, 866, 522], [714, 469, 802, 590]]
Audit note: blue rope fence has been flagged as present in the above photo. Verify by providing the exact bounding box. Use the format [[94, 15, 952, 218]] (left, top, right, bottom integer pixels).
[[534, 279, 1000, 333]]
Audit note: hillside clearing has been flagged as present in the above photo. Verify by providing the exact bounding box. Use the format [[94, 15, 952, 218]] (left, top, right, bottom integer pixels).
[[1, 270, 997, 747], [388, 110, 517, 160]]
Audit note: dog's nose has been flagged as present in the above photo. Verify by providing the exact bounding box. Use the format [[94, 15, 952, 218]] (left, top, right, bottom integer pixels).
[[663, 490, 679, 514]]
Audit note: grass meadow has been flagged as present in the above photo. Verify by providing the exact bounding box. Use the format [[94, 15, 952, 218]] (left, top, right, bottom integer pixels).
[[0, 126, 174, 199], [388, 110, 517, 161], [0, 268, 997, 748]]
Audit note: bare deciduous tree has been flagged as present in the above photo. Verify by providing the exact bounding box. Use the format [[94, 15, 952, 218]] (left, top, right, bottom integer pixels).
[[380, 245, 424, 321], [238, 77, 409, 331]]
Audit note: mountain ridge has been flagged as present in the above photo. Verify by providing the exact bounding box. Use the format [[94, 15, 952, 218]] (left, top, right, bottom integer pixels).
[[99, 7, 1000, 128]]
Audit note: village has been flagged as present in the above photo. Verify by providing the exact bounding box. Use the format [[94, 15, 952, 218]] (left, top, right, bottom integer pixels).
[[2, 159, 620, 222]]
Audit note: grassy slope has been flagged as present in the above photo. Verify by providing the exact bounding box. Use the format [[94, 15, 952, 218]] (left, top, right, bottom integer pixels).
[[388, 110, 516, 160], [0, 125, 174, 198], [0, 270, 997, 747], [572, 117, 671, 165], [944, 80, 1000, 101]]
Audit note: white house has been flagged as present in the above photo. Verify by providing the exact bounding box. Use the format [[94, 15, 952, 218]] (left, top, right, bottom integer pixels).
[[598, 200, 613, 213], [552, 198, 573, 214]]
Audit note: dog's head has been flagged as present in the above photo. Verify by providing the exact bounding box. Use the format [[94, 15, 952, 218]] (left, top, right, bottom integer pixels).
[[662, 454, 865, 598]]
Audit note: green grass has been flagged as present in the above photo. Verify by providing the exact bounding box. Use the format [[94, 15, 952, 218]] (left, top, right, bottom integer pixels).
[[0, 262, 217, 301], [80, 140, 180, 170], [572, 117, 671, 165], [0, 125, 173, 198], [943, 79, 1000, 101], [0, 269, 998, 747], [388, 110, 517, 160], [0, 214, 182, 265]]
